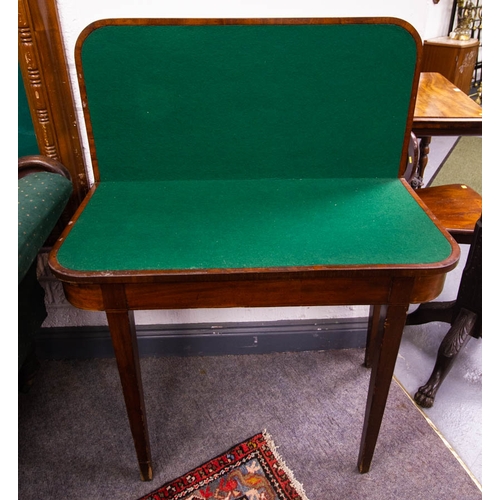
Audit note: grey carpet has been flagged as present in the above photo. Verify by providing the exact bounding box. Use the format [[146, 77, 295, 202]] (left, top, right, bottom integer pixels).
[[18, 350, 481, 499], [430, 136, 482, 194]]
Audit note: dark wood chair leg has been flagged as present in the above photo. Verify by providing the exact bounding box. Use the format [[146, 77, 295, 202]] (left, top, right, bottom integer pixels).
[[410, 217, 482, 408], [406, 300, 455, 326], [103, 286, 153, 481], [414, 308, 476, 408]]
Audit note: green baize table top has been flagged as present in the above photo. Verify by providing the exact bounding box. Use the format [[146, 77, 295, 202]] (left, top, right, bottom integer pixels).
[[56, 21, 453, 274], [56, 178, 452, 273]]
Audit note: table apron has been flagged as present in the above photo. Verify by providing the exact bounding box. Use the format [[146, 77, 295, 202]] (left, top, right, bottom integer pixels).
[[61, 273, 446, 311], [413, 119, 482, 137]]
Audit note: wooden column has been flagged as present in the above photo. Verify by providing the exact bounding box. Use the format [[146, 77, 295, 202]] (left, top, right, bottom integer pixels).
[[18, 0, 88, 214]]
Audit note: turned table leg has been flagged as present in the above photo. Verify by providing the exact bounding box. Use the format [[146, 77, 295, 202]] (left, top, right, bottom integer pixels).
[[416, 136, 432, 188], [103, 285, 153, 481], [358, 279, 413, 473]]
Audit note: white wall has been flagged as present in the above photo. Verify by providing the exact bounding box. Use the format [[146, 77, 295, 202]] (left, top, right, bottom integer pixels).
[[44, 0, 456, 328]]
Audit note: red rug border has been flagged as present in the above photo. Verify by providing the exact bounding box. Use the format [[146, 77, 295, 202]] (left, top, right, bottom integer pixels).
[[138, 430, 309, 500]]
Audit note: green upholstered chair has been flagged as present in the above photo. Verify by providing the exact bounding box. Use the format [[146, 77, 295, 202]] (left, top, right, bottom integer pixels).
[[18, 155, 73, 390]]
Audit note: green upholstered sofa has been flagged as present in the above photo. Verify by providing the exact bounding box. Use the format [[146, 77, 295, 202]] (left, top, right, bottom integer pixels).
[[18, 155, 73, 390]]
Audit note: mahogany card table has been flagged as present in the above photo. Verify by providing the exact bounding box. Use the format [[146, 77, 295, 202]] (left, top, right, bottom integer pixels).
[[49, 18, 459, 480]]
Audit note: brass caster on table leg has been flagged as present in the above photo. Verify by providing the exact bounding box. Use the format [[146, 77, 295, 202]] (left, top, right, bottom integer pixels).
[[140, 462, 153, 481]]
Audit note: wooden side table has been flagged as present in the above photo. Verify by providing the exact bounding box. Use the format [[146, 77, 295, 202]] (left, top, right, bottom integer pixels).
[[411, 72, 482, 188], [422, 36, 479, 94]]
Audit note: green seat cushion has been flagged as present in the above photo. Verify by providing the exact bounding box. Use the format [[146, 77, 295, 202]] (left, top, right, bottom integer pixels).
[[18, 172, 73, 283], [56, 178, 452, 273]]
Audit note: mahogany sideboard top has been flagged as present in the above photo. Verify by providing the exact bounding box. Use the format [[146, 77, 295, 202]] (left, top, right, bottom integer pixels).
[[413, 72, 482, 136]]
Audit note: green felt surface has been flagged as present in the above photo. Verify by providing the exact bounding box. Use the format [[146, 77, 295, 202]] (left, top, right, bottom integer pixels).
[[58, 21, 448, 274], [56, 179, 452, 272], [80, 22, 417, 182]]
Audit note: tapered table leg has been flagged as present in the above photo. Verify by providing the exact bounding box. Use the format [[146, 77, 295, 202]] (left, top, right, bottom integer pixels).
[[365, 305, 382, 368], [358, 279, 413, 473], [103, 285, 153, 481]]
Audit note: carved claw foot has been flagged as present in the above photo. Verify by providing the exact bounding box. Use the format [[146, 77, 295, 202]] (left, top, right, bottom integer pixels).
[[413, 308, 476, 408], [415, 380, 439, 408]]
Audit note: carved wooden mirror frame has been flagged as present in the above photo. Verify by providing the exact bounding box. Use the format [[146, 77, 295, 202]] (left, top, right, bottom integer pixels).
[[18, 0, 88, 212]]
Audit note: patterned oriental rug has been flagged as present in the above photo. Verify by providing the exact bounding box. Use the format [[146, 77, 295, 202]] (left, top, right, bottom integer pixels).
[[137, 432, 309, 500]]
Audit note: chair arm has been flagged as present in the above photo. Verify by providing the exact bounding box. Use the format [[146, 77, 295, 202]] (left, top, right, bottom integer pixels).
[[18, 155, 72, 181], [18, 156, 73, 283]]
